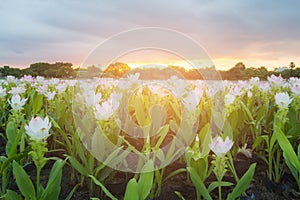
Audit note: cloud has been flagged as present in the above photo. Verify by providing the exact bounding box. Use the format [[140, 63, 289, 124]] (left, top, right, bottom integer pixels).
[[0, 0, 300, 69]]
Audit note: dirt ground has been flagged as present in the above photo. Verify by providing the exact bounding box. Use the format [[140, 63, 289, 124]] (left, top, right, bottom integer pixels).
[[57, 155, 300, 200]]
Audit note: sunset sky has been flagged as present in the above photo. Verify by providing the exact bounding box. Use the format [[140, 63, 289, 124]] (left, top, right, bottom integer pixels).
[[1, 0, 300, 70]]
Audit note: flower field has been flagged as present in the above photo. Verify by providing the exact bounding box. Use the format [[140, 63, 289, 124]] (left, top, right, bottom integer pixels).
[[0, 74, 300, 200]]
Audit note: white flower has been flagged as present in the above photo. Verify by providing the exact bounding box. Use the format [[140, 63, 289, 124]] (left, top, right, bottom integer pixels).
[[56, 83, 67, 93], [224, 93, 236, 107], [247, 91, 253, 98], [0, 87, 6, 98], [229, 85, 243, 96], [8, 86, 26, 95], [290, 83, 300, 96], [109, 91, 122, 111], [94, 92, 122, 120], [260, 82, 270, 92], [268, 74, 285, 87], [6, 76, 16, 83], [37, 85, 48, 95], [8, 94, 27, 111], [49, 78, 60, 85], [275, 92, 292, 109], [238, 144, 252, 158], [249, 77, 260, 86], [21, 75, 34, 83], [182, 92, 200, 111], [127, 73, 140, 82], [44, 91, 56, 100], [94, 101, 114, 120], [167, 76, 188, 98], [25, 116, 51, 141], [83, 90, 102, 107], [67, 80, 77, 87], [36, 76, 45, 83], [209, 136, 233, 157]]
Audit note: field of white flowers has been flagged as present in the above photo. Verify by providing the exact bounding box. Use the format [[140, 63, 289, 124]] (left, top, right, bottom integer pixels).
[[0, 74, 300, 199]]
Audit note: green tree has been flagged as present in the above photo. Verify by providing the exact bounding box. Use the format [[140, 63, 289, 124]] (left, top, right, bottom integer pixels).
[[103, 62, 131, 78]]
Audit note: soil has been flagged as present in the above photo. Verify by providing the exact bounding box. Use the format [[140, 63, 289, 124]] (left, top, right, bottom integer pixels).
[[57, 155, 300, 200], [2, 143, 300, 200]]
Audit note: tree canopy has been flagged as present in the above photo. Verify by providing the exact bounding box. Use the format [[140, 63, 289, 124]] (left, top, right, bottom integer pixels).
[[1, 61, 300, 80]]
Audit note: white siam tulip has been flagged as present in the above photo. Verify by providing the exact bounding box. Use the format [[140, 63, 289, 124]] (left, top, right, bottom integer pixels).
[[44, 91, 56, 100], [21, 75, 34, 83], [275, 92, 292, 109], [37, 85, 48, 95], [49, 78, 60, 85], [260, 82, 271, 93], [167, 76, 188, 98], [109, 91, 122, 111], [182, 91, 201, 111], [6, 76, 16, 83], [127, 73, 140, 83], [94, 92, 122, 120], [148, 84, 168, 97], [56, 83, 67, 93], [268, 74, 285, 88], [8, 86, 26, 95], [209, 136, 233, 157], [229, 85, 243, 96], [247, 91, 253, 98], [290, 83, 300, 95], [36, 76, 45, 83], [224, 93, 236, 107], [83, 90, 102, 107], [8, 94, 27, 111], [25, 116, 51, 141], [94, 101, 114, 120], [238, 144, 252, 158], [0, 87, 6, 98], [206, 83, 224, 97], [249, 77, 260, 86], [67, 80, 77, 87]]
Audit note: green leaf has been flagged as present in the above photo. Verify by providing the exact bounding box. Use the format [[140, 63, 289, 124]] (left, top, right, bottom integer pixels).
[[5, 121, 18, 156], [154, 125, 169, 150], [198, 123, 211, 156], [274, 124, 300, 171], [207, 181, 233, 193], [138, 160, 154, 200], [32, 93, 44, 115], [12, 161, 36, 199], [64, 183, 80, 200], [283, 152, 300, 189], [68, 156, 89, 177], [253, 135, 268, 150], [222, 120, 233, 139], [89, 175, 117, 200], [135, 94, 148, 127], [163, 168, 186, 184], [174, 191, 186, 200], [212, 111, 224, 131], [187, 167, 212, 200], [124, 178, 139, 200], [227, 163, 256, 200], [5, 190, 22, 200], [40, 159, 65, 200], [150, 105, 167, 134]]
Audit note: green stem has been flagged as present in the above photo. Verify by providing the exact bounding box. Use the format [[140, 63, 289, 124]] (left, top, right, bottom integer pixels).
[[226, 153, 239, 183], [268, 148, 273, 180], [2, 170, 7, 195], [218, 179, 222, 200], [36, 167, 41, 198]]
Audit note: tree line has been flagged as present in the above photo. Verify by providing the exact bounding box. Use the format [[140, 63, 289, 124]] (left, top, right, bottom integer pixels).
[[1, 61, 300, 80]]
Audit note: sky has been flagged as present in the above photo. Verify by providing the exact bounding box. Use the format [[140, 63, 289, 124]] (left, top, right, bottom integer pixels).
[[1, 0, 300, 70]]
